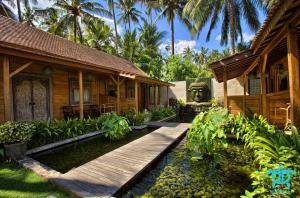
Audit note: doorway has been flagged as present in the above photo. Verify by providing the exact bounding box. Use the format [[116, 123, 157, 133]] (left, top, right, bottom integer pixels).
[[13, 75, 50, 121]]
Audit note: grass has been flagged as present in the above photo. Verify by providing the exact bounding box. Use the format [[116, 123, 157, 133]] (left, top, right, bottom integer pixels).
[[0, 162, 69, 198]]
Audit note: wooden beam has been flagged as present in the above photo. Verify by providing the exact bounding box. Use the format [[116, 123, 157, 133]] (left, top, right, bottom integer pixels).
[[3, 56, 11, 121], [119, 77, 126, 85], [78, 70, 84, 119], [287, 27, 300, 127], [223, 66, 228, 109], [135, 80, 139, 111], [110, 75, 117, 85], [243, 57, 260, 76], [260, 55, 267, 118], [262, 53, 268, 74], [9, 61, 33, 78], [117, 76, 120, 114]]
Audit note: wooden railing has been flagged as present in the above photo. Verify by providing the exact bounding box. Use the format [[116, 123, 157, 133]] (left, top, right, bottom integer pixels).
[[267, 91, 290, 127], [228, 91, 290, 128], [228, 95, 261, 116]]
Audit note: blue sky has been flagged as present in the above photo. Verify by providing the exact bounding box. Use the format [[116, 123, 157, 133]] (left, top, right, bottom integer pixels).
[[7, 0, 267, 54]]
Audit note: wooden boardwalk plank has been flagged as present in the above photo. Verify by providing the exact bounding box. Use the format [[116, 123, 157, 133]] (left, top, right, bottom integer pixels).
[[55, 124, 189, 197]]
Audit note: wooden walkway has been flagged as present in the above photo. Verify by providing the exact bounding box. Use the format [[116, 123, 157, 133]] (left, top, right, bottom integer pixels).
[[52, 123, 191, 197]]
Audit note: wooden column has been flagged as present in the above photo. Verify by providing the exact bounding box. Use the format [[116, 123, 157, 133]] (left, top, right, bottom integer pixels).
[[3, 56, 11, 121], [287, 27, 300, 126], [166, 86, 169, 107], [243, 75, 248, 114], [260, 55, 268, 117], [223, 66, 228, 109], [154, 85, 159, 108], [135, 80, 139, 111], [78, 70, 84, 119], [117, 76, 120, 114]]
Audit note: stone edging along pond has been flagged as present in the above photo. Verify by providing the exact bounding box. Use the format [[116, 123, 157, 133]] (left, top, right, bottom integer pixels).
[[25, 114, 176, 156], [26, 131, 104, 155]]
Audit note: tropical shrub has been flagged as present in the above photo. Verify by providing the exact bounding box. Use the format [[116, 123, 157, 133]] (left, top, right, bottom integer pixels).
[[29, 116, 107, 148], [209, 97, 220, 107], [150, 107, 175, 121], [186, 108, 231, 160], [101, 113, 131, 140], [229, 113, 300, 197], [0, 122, 35, 144], [124, 109, 150, 126]]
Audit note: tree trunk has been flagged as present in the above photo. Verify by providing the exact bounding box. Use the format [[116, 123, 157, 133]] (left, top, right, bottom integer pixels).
[[111, 1, 119, 54], [229, 0, 235, 54], [129, 20, 131, 32], [171, 17, 175, 55], [16, 0, 22, 22], [74, 17, 77, 42]]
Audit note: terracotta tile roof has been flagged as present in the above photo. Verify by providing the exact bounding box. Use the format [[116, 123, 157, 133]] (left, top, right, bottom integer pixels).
[[0, 15, 148, 77]]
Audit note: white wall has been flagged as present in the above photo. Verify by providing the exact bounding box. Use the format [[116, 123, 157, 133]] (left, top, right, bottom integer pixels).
[[168, 81, 187, 102]]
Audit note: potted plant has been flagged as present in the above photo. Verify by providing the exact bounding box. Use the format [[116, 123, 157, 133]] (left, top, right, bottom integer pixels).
[[0, 121, 35, 160]]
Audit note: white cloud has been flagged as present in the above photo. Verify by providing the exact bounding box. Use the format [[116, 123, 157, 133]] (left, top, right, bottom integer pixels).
[[241, 32, 254, 42], [159, 39, 198, 55], [216, 32, 255, 43]]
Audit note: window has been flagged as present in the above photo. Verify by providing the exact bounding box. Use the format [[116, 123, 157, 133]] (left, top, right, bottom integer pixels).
[[70, 80, 92, 105], [126, 80, 135, 98], [106, 80, 117, 97]]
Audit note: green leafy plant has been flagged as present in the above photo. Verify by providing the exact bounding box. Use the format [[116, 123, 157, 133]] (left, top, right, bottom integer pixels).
[[186, 108, 231, 160], [101, 113, 131, 140], [150, 107, 175, 121], [0, 122, 35, 144], [209, 97, 220, 107], [29, 116, 107, 148], [124, 109, 149, 126]]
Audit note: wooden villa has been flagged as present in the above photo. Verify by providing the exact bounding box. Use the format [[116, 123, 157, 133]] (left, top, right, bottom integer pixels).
[[209, 0, 300, 128], [0, 16, 172, 122]]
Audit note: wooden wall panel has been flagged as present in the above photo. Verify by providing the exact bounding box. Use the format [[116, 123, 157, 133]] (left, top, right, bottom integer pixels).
[[228, 95, 261, 116], [0, 56, 5, 122], [267, 91, 290, 127]]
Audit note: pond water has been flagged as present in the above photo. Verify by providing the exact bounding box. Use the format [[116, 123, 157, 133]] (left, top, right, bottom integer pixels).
[[122, 138, 254, 198], [30, 127, 158, 173]]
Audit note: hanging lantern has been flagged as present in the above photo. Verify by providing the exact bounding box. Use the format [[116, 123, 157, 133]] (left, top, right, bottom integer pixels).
[[42, 66, 53, 76], [86, 73, 93, 81]]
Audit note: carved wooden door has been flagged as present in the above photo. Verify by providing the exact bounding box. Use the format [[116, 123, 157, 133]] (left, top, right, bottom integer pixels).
[[13, 77, 50, 121]]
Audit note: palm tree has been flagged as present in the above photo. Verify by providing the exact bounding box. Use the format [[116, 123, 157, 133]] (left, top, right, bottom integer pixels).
[[138, 22, 166, 78], [116, 0, 145, 31], [85, 19, 115, 54], [107, 0, 119, 53], [22, 1, 35, 26], [0, 0, 15, 18], [183, 0, 261, 54], [150, 0, 194, 56], [38, 0, 110, 43], [120, 29, 139, 61], [196, 47, 209, 65]]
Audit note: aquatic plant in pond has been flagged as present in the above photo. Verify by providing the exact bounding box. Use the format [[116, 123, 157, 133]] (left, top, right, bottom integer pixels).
[[124, 109, 150, 126], [125, 138, 254, 197], [186, 107, 231, 160]]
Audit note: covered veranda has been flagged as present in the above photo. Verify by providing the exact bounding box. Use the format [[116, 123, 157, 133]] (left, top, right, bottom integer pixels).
[[209, 0, 300, 128]]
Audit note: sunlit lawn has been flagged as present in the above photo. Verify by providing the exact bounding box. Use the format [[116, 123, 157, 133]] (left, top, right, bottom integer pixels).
[[0, 162, 69, 198]]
